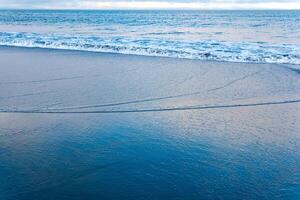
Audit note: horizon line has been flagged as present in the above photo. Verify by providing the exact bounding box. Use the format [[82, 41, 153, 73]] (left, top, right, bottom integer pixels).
[[1, 8, 300, 11], [1, 1, 300, 10]]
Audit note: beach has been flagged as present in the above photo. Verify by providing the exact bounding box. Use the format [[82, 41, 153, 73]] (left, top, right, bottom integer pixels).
[[0, 46, 300, 199]]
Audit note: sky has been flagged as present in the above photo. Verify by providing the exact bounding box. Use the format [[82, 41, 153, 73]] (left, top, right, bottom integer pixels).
[[0, 0, 300, 10]]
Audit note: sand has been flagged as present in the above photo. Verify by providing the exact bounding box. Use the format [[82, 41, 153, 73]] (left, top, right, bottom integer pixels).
[[0, 46, 300, 199]]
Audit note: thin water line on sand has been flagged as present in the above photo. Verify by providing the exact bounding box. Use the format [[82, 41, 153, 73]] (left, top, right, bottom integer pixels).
[[0, 67, 139, 86], [45, 70, 264, 111], [0, 91, 55, 100], [0, 99, 299, 114], [207, 70, 264, 92], [0, 75, 89, 85]]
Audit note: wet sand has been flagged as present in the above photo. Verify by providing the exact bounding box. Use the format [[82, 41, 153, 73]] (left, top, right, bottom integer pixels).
[[0, 46, 300, 199]]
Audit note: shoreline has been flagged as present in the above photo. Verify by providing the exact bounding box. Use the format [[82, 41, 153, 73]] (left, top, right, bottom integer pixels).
[[0, 45, 298, 67]]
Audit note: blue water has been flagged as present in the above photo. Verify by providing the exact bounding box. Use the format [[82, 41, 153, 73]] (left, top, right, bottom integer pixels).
[[0, 10, 300, 64]]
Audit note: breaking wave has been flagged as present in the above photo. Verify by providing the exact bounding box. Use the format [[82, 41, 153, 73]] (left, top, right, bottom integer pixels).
[[0, 32, 299, 65]]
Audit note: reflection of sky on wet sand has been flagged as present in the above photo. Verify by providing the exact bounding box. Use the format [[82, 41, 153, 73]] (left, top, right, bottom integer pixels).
[[1, 101, 299, 199], [0, 47, 300, 199]]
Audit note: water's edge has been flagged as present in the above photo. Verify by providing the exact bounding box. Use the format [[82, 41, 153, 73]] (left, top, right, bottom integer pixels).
[[0, 43, 299, 68]]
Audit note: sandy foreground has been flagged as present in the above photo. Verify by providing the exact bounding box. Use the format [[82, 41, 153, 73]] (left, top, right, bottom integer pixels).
[[0, 46, 300, 199]]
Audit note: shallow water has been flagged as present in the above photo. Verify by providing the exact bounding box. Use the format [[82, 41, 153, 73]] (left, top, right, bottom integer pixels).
[[0, 10, 299, 64]]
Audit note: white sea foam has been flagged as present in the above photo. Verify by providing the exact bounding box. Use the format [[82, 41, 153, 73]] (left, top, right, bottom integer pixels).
[[0, 32, 299, 65]]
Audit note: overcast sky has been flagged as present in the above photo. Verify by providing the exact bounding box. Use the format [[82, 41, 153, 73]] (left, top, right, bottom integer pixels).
[[0, 0, 299, 10]]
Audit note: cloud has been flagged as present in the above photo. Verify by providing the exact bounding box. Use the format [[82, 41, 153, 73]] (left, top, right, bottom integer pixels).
[[77, 1, 300, 10], [0, 0, 299, 9]]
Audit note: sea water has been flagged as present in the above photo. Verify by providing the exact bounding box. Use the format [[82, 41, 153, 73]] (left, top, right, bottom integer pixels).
[[0, 10, 299, 64]]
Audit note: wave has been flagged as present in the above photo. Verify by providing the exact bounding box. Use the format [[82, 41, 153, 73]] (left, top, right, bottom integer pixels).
[[0, 32, 299, 65]]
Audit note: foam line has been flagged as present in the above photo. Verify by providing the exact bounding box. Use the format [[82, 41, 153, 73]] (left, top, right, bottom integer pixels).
[[1, 99, 299, 114]]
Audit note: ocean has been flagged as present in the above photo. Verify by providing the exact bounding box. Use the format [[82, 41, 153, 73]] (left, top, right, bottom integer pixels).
[[0, 10, 299, 64]]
